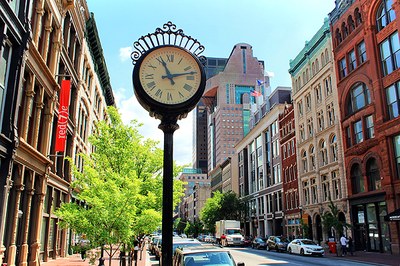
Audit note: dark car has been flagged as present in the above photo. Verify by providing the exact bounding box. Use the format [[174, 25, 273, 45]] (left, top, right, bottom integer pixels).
[[266, 236, 289, 252], [251, 237, 268, 249]]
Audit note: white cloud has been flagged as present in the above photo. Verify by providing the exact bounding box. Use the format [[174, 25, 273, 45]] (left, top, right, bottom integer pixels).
[[117, 91, 193, 166], [119, 47, 132, 62], [265, 70, 275, 78]]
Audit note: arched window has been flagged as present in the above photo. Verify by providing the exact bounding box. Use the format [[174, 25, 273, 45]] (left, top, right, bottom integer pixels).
[[336, 28, 342, 45], [325, 49, 329, 63], [366, 158, 381, 191], [341, 22, 348, 38], [348, 15, 355, 32], [355, 8, 362, 26], [312, 62, 316, 76], [316, 59, 319, 72], [347, 82, 371, 115], [321, 53, 325, 66], [351, 164, 365, 194], [376, 0, 396, 32]]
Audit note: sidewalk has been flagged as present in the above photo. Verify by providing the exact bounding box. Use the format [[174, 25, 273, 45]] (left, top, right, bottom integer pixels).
[[326, 250, 400, 266], [42, 245, 149, 266]]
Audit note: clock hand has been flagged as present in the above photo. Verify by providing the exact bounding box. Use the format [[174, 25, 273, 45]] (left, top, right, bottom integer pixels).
[[162, 71, 197, 79], [159, 58, 175, 85]]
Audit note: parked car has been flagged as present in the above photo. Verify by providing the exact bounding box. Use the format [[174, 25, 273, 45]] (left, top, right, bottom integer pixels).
[[159, 238, 202, 265], [150, 235, 161, 255], [243, 236, 252, 247], [287, 239, 324, 256], [173, 245, 245, 266], [266, 236, 289, 252], [251, 237, 268, 249], [204, 235, 216, 243]]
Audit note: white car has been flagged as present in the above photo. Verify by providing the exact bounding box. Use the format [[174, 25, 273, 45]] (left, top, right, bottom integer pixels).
[[287, 239, 324, 256]]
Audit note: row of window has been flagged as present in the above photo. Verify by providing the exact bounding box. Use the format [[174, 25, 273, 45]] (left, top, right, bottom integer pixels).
[[293, 49, 331, 92], [302, 171, 341, 205], [338, 41, 366, 79], [334, 7, 363, 46], [345, 114, 374, 148], [297, 76, 333, 117], [301, 135, 338, 173]]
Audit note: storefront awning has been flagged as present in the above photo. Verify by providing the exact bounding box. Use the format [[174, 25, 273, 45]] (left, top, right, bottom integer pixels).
[[385, 208, 400, 221]]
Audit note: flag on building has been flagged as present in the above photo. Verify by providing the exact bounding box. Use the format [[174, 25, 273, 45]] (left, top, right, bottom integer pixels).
[[55, 79, 71, 152], [257, 79, 264, 86], [250, 89, 262, 97]]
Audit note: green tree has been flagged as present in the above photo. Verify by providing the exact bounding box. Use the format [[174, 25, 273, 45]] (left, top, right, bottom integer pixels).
[[200, 191, 244, 233], [55, 107, 184, 265], [322, 200, 351, 241]]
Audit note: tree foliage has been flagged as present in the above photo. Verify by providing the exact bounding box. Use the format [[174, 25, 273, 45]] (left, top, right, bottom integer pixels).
[[55, 107, 185, 265], [321, 200, 351, 240], [200, 191, 244, 233]]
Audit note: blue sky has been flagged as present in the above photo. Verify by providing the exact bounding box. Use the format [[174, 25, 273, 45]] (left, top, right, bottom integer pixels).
[[86, 0, 336, 166]]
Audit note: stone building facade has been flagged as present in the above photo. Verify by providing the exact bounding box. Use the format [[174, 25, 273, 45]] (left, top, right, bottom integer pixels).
[[289, 18, 348, 244], [0, 0, 114, 265]]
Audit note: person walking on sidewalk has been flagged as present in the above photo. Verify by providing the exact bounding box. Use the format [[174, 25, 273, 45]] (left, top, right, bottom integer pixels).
[[348, 236, 354, 256], [340, 235, 348, 256], [79, 235, 90, 261]]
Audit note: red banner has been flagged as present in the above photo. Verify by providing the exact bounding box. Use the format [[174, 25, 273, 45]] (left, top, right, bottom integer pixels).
[[55, 79, 71, 152]]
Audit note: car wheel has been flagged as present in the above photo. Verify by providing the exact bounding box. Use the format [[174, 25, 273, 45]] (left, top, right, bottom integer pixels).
[[300, 249, 305, 256], [288, 247, 292, 254], [276, 247, 280, 252]]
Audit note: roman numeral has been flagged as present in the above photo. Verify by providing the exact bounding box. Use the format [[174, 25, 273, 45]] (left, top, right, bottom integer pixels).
[[156, 56, 164, 65], [145, 73, 154, 79], [166, 54, 174, 62], [186, 76, 194, 80], [167, 92, 173, 101], [178, 58, 183, 65], [179, 92, 185, 98], [183, 83, 193, 92], [184, 66, 192, 71], [148, 64, 157, 70], [155, 89, 162, 98], [147, 81, 156, 89]]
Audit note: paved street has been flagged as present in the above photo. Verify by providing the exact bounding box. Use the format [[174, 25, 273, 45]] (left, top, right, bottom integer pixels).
[[146, 245, 400, 266]]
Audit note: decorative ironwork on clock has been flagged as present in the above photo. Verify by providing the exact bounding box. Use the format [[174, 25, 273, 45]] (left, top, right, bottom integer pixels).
[[131, 21, 206, 65]]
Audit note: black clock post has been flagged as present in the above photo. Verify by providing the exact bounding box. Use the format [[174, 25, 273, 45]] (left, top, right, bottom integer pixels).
[[131, 22, 206, 266]]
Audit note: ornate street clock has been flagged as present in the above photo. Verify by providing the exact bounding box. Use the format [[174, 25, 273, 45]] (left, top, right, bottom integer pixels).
[[132, 22, 206, 120], [131, 22, 206, 266]]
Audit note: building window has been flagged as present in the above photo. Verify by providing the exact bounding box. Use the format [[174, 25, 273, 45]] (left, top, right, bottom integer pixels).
[[332, 171, 341, 199], [0, 41, 12, 132], [315, 85, 322, 103], [300, 124, 305, 141], [324, 76, 332, 96], [380, 31, 399, 76], [339, 57, 347, 79], [330, 135, 338, 162], [298, 100, 303, 116], [302, 150, 308, 173], [311, 178, 318, 204], [365, 115, 375, 139], [307, 118, 313, 138], [303, 180, 310, 205], [320, 140, 328, 166], [346, 126, 352, 148], [394, 135, 400, 179], [347, 82, 371, 115], [309, 145, 315, 171], [357, 41, 367, 64], [317, 111, 324, 132], [376, 0, 396, 32], [354, 120, 363, 144], [351, 163, 365, 194], [366, 158, 381, 191], [348, 49, 357, 72], [322, 174, 330, 202], [306, 93, 311, 111], [386, 81, 400, 119], [327, 103, 335, 126]]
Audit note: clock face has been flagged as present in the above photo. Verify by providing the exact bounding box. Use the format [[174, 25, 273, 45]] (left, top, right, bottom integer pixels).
[[138, 46, 202, 105]]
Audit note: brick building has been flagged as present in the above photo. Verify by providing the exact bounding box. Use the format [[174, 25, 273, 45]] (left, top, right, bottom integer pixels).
[[329, 0, 400, 254]]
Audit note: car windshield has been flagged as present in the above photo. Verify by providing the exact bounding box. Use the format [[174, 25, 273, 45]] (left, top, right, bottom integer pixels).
[[301, 239, 317, 245], [225, 229, 241, 235], [184, 251, 235, 266], [173, 242, 202, 253]]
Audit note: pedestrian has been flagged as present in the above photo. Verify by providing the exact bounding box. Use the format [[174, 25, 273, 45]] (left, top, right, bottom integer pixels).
[[220, 233, 227, 246], [348, 236, 354, 256], [79, 235, 90, 261], [340, 234, 348, 256]]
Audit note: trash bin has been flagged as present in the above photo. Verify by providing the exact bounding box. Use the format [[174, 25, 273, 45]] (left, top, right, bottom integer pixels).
[[328, 242, 336, 254]]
